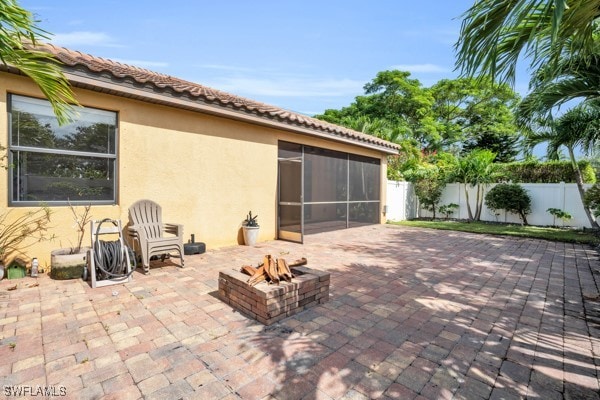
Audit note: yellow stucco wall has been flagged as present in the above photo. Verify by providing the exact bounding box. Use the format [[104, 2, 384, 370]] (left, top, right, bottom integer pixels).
[[0, 72, 388, 269]]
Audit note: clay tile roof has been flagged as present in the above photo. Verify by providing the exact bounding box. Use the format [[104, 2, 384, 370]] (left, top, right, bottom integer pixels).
[[34, 43, 399, 153]]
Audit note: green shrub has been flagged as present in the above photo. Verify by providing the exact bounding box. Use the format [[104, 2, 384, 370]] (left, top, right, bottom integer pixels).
[[412, 176, 445, 219], [485, 183, 532, 225], [495, 160, 596, 183], [438, 203, 459, 219], [404, 164, 446, 219], [547, 208, 573, 226], [584, 183, 600, 217]]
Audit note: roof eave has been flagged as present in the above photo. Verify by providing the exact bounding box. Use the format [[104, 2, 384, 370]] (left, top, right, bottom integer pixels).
[[0, 61, 399, 155], [63, 72, 399, 155]]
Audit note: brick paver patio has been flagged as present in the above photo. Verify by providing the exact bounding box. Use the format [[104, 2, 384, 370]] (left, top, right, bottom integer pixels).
[[1, 225, 599, 399]]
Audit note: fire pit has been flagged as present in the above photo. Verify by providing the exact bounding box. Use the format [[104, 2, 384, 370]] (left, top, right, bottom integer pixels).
[[218, 258, 330, 325]]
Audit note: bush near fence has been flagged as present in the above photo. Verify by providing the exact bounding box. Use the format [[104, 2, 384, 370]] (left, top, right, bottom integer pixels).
[[387, 181, 596, 228]]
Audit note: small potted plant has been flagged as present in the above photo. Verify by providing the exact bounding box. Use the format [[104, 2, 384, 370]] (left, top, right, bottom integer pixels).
[[242, 211, 259, 246], [50, 202, 92, 279]]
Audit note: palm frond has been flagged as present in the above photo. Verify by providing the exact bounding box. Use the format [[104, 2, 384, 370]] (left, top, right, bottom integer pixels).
[[518, 76, 600, 121], [456, 0, 600, 84], [517, 45, 600, 125], [525, 104, 600, 161], [4, 49, 79, 123], [0, 0, 78, 124]]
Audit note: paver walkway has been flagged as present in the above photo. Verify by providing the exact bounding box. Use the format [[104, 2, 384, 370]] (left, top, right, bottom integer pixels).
[[1, 225, 599, 399]]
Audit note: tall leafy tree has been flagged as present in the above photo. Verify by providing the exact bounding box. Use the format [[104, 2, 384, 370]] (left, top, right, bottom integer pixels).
[[362, 70, 441, 149], [0, 0, 78, 124], [431, 77, 521, 161], [455, 0, 600, 85], [316, 70, 442, 150], [462, 131, 519, 163], [525, 104, 600, 228], [315, 70, 445, 180], [430, 78, 475, 147]]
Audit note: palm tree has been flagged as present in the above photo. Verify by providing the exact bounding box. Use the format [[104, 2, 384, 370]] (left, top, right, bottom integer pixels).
[[451, 149, 497, 221], [455, 0, 600, 85], [517, 45, 600, 122], [0, 0, 78, 124], [525, 104, 600, 228]]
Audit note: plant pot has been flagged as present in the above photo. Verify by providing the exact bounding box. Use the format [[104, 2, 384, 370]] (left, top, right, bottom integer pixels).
[[50, 247, 90, 280], [242, 226, 260, 246]]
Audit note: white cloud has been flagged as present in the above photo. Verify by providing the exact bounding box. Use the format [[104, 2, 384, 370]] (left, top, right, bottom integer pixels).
[[112, 59, 169, 69], [197, 64, 255, 73], [207, 76, 364, 98], [390, 63, 449, 73], [51, 31, 122, 48]]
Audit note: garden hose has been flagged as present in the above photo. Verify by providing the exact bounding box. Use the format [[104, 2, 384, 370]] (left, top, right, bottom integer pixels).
[[93, 218, 135, 280]]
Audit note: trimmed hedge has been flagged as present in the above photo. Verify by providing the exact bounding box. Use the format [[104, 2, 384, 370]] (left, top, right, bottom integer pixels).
[[495, 160, 596, 184]]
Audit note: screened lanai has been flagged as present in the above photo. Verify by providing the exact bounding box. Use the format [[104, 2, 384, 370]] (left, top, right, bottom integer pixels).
[[278, 141, 381, 243]]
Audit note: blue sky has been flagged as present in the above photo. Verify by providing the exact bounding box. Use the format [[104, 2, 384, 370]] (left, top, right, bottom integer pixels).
[[24, 1, 530, 117]]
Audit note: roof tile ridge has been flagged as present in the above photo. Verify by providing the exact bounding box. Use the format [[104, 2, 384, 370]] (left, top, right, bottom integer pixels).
[[35, 44, 398, 149], [39, 45, 321, 117]]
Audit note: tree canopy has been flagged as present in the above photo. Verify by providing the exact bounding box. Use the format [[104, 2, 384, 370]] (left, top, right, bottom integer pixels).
[[317, 70, 440, 149], [315, 71, 522, 166], [431, 77, 521, 162]]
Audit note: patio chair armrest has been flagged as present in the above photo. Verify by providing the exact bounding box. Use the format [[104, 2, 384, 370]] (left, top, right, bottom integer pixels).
[[164, 223, 184, 237], [128, 225, 148, 242]]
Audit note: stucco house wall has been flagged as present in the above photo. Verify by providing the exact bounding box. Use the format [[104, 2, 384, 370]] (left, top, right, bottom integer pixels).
[[1, 68, 391, 268]]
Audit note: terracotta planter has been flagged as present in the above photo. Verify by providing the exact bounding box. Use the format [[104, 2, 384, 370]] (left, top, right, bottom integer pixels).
[[242, 226, 260, 246], [50, 247, 90, 280]]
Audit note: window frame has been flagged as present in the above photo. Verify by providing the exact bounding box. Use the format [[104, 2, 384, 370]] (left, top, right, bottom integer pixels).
[[7, 93, 119, 206]]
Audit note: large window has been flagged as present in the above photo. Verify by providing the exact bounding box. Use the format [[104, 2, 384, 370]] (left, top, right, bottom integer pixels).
[[9, 94, 117, 205]]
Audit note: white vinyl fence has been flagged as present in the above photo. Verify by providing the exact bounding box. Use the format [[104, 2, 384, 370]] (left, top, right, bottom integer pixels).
[[386, 181, 595, 228], [385, 181, 418, 221]]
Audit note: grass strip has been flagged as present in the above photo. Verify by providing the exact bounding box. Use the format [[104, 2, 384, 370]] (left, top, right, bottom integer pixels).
[[389, 220, 600, 245]]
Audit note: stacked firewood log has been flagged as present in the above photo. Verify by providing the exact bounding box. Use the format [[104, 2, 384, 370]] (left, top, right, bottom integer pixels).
[[240, 256, 307, 286]]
